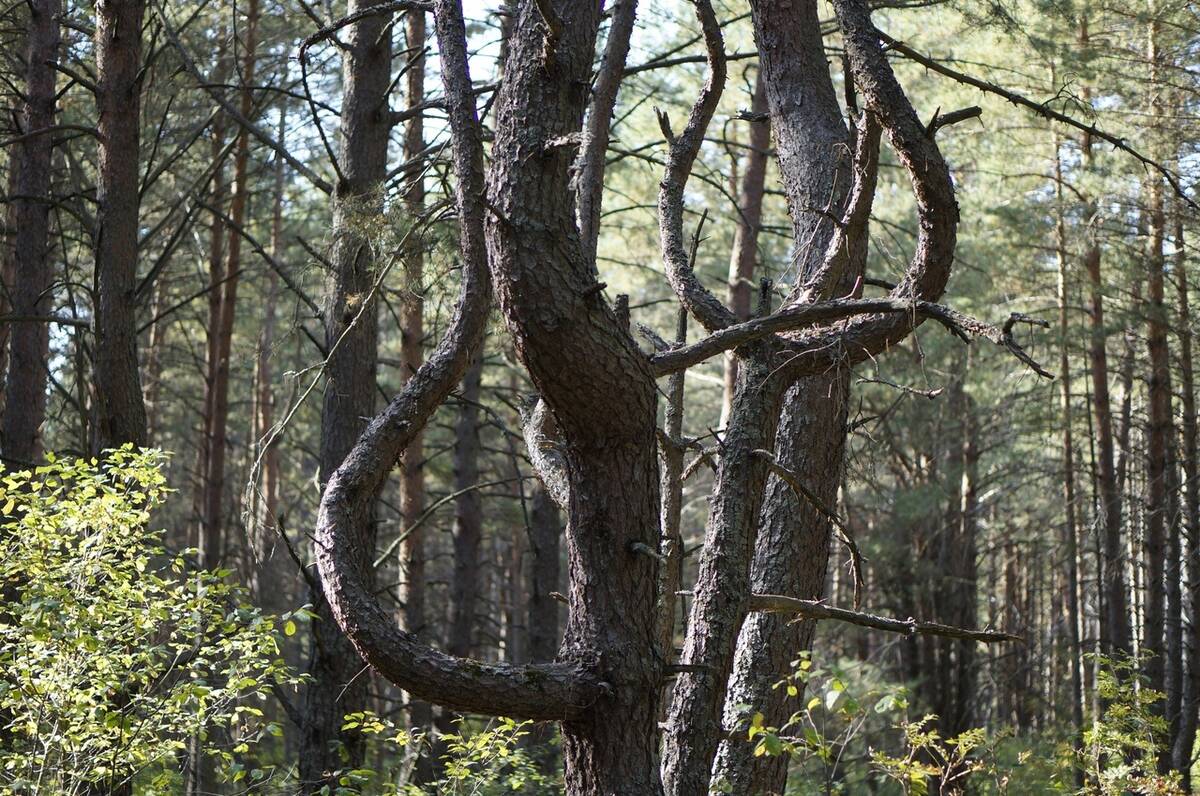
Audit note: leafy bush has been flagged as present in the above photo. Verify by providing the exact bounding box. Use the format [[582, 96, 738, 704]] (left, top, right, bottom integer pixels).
[[0, 448, 298, 794], [335, 711, 560, 795]]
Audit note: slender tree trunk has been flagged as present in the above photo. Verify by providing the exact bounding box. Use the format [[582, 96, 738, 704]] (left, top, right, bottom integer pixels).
[[143, 279, 168, 443], [1054, 139, 1085, 745], [1172, 209, 1200, 784], [1, 0, 61, 465], [201, 0, 261, 574], [1145, 172, 1171, 706], [448, 355, 484, 657], [92, 0, 148, 452], [300, 2, 392, 789], [1086, 220, 1130, 655], [720, 75, 768, 427], [251, 103, 286, 613], [398, 8, 434, 777]]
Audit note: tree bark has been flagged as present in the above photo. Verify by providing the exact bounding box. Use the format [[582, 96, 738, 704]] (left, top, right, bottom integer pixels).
[[300, 2, 392, 789], [1085, 220, 1129, 655], [93, 0, 148, 452], [1, 0, 61, 465], [483, 2, 664, 788], [1054, 138, 1085, 745], [719, 75, 768, 426], [711, 3, 856, 790], [1145, 173, 1170, 706]]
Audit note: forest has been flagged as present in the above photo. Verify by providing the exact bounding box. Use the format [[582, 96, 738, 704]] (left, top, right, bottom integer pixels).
[[1, 0, 1198, 793]]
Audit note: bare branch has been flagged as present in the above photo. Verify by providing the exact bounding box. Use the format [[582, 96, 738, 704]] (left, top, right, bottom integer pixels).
[[575, 0, 637, 263], [752, 449, 865, 607], [300, 1, 431, 52], [658, 0, 735, 332], [152, 0, 333, 195], [880, 33, 1195, 209], [746, 593, 1022, 644]]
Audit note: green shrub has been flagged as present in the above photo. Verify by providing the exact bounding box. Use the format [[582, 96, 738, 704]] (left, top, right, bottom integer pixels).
[[0, 448, 298, 794]]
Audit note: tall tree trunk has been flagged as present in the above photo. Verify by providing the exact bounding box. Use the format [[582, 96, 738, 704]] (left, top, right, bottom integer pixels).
[[720, 75, 768, 426], [300, 2, 392, 790], [448, 355, 484, 657], [712, 1, 854, 790], [398, 7, 434, 777], [200, 0, 261, 574], [251, 103, 286, 613], [1145, 172, 1171, 706], [1, 0, 61, 465], [92, 0, 148, 452], [1054, 138, 1085, 746], [1172, 209, 1200, 784], [1086, 219, 1129, 655]]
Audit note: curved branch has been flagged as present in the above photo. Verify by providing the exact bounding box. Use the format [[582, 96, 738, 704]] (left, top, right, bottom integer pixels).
[[313, 0, 604, 721], [576, 0, 638, 263], [753, 0, 958, 377], [791, 108, 882, 303], [658, 0, 735, 332]]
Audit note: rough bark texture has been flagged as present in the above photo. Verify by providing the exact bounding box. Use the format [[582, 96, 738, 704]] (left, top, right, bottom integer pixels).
[[484, 0, 664, 789], [1144, 173, 1169, 703], [93, 0, 148, 452], [1172, 210, 1200, 781], [315, 0, 605, 729], [300, 3, 391, 789], [664, 0, 956, 788], [712, 4, 855, 790], [663, 352, 787, 796], [1, 0, 60, 465], [313, 1, 960, 793]]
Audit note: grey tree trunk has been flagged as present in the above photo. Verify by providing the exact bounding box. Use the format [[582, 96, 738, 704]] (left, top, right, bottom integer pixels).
[[300, 2, 392, 790], [712, 2, 853, 791]]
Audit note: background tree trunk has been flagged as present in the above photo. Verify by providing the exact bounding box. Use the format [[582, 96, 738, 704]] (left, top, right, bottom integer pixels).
[[1, 0, 60, 465], [92, 0, 148, 452], [300, 2, 392, 789]]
